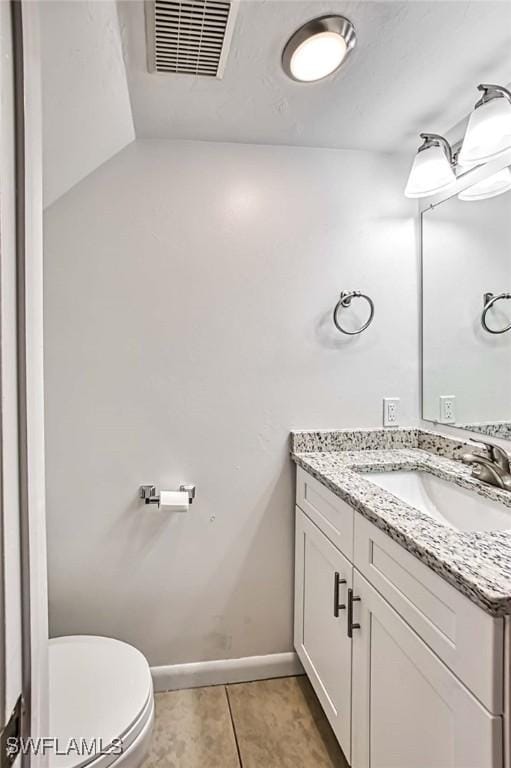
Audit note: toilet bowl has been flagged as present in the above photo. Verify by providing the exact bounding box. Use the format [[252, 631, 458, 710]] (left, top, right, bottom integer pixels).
[[49, 636, 154, 768]]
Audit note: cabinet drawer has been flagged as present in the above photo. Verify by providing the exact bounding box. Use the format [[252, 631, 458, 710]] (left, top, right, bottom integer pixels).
[[296, 467, 354, 560], [354, 512, 504, 714]]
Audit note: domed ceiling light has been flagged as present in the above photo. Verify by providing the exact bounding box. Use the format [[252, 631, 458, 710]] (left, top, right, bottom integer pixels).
[[282, 15, 356, 83], [404, 133, 456, 198], [459, 84, 511, 165]]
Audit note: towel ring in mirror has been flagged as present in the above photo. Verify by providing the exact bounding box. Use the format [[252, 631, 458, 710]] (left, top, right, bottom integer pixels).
[[333, 291, 375, 335], [481, 292, 511, 334]]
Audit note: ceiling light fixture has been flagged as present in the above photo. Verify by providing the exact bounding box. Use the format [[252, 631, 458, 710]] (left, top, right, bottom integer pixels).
[[404, 133, 456, 198], [282, 15, 356, 83], [459, 84, 511, 165], [458, 166, 511, 202]]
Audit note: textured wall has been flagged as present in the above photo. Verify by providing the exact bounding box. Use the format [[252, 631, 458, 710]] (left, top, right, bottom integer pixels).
[[40, 0, 135, 207], [44, 139, 417, 666]]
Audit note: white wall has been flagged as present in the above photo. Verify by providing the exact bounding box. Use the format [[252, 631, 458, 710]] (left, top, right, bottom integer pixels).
[[40, 0, 134, 207], [422, 190, 511, 425], [43, 139, 416, 666]]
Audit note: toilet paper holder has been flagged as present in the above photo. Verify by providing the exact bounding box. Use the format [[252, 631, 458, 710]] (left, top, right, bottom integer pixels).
[[139, 484, 196, 505]]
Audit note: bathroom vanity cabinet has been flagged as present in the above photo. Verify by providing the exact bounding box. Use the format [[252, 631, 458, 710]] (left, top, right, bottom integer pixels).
[[294, 467, 506, 768]]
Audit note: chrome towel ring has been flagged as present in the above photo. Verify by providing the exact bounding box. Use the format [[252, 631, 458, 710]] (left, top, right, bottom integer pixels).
[[481, 292, 511, 334], [333, 291, 375, 335]]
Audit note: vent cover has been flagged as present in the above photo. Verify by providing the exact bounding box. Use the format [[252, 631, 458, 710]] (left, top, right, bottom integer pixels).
[[146, 0, 238, 78]]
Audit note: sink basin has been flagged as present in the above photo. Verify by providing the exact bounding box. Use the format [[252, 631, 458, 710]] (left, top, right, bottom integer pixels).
[[360, 470, 511, 532]]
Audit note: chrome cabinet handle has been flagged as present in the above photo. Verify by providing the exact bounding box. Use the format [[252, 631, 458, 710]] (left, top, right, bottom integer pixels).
[[347, 588, 361, 638], [334, 572, 347, 617]]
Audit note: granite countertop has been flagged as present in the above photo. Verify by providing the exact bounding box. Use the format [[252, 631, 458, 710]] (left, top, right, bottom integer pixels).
[[291, 428, 511, 617]]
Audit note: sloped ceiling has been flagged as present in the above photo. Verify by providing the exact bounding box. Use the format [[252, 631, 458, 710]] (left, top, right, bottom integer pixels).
[[41, 0, 511, 207], [118, 0, 511, 151], [41, 1, 135, 207]]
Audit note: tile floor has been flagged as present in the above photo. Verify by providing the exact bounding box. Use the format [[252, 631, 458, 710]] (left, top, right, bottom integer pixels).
[[143, 675, 349, 768]]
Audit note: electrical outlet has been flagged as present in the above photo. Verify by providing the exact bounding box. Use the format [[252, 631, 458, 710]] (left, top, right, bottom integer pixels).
[[440, 395, 456, 424], [383, 397, 400, 427]]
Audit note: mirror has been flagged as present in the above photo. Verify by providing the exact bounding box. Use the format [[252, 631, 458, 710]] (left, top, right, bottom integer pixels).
[[422, 174, 511, 438]]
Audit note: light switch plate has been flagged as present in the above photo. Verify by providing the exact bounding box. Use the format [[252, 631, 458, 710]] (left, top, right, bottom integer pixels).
[[383, 397, 400, 427]]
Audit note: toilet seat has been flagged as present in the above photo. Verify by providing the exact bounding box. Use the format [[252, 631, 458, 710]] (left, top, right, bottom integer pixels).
[[49, 636, 154, 768]]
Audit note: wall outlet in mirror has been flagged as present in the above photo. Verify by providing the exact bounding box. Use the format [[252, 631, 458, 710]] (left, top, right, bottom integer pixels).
[[383, 397, 400, 427], [439, 395, 456, 424]]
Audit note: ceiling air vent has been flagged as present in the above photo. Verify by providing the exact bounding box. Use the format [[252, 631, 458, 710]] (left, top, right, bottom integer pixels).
[[145, 0, 238, 78]]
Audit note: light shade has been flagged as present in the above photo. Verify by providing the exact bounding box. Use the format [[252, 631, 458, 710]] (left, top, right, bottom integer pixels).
[[405, 142, 456, 198], [458, 166, 511, 201], [459, 88, 511, 165], [290, 32, 347, 82], [282, 16, 356, 83]]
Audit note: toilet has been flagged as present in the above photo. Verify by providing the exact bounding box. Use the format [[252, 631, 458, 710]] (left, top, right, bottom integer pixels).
[[49, 636, 154, 768]]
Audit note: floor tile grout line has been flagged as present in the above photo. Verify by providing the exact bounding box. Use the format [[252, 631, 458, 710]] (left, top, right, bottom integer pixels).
[[224, 685, 244, 768]]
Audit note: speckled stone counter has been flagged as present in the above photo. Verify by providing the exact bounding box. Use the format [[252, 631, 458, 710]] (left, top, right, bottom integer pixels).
[[291, 428, 511, 617], [460, 422, 511, 440]]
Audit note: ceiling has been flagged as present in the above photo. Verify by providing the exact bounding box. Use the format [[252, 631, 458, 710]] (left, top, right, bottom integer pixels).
[[118, 0, 511, 152]]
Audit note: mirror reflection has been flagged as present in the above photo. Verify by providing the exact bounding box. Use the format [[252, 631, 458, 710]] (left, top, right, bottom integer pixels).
[[422, 173, 511, 437]]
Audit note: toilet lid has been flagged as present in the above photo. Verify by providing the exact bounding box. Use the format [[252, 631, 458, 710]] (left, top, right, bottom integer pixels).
[[49, 635, 153, 768]]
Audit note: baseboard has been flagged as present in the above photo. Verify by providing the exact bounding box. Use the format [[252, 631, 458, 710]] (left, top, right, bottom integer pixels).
[[151, 652, 304, 692]]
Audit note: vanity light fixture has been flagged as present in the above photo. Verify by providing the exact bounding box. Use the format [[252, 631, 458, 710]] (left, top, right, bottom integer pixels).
[[404, 133, 456, 198], [458, 166, 511, 202], [282, 15, 356, 83], [459, 84, 511, 165]]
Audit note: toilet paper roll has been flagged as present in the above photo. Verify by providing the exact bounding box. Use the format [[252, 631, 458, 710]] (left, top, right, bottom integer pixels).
[[158, 490, 189, 513]]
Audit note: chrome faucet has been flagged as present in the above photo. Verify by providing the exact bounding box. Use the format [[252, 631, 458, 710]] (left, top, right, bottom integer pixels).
[[461, 438, 511, 491]]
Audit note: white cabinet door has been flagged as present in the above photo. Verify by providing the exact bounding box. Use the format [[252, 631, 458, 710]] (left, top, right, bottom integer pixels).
[[351, 571, 502, 768], [354, 512, 503, 713], [295, 507, 353, 761]]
